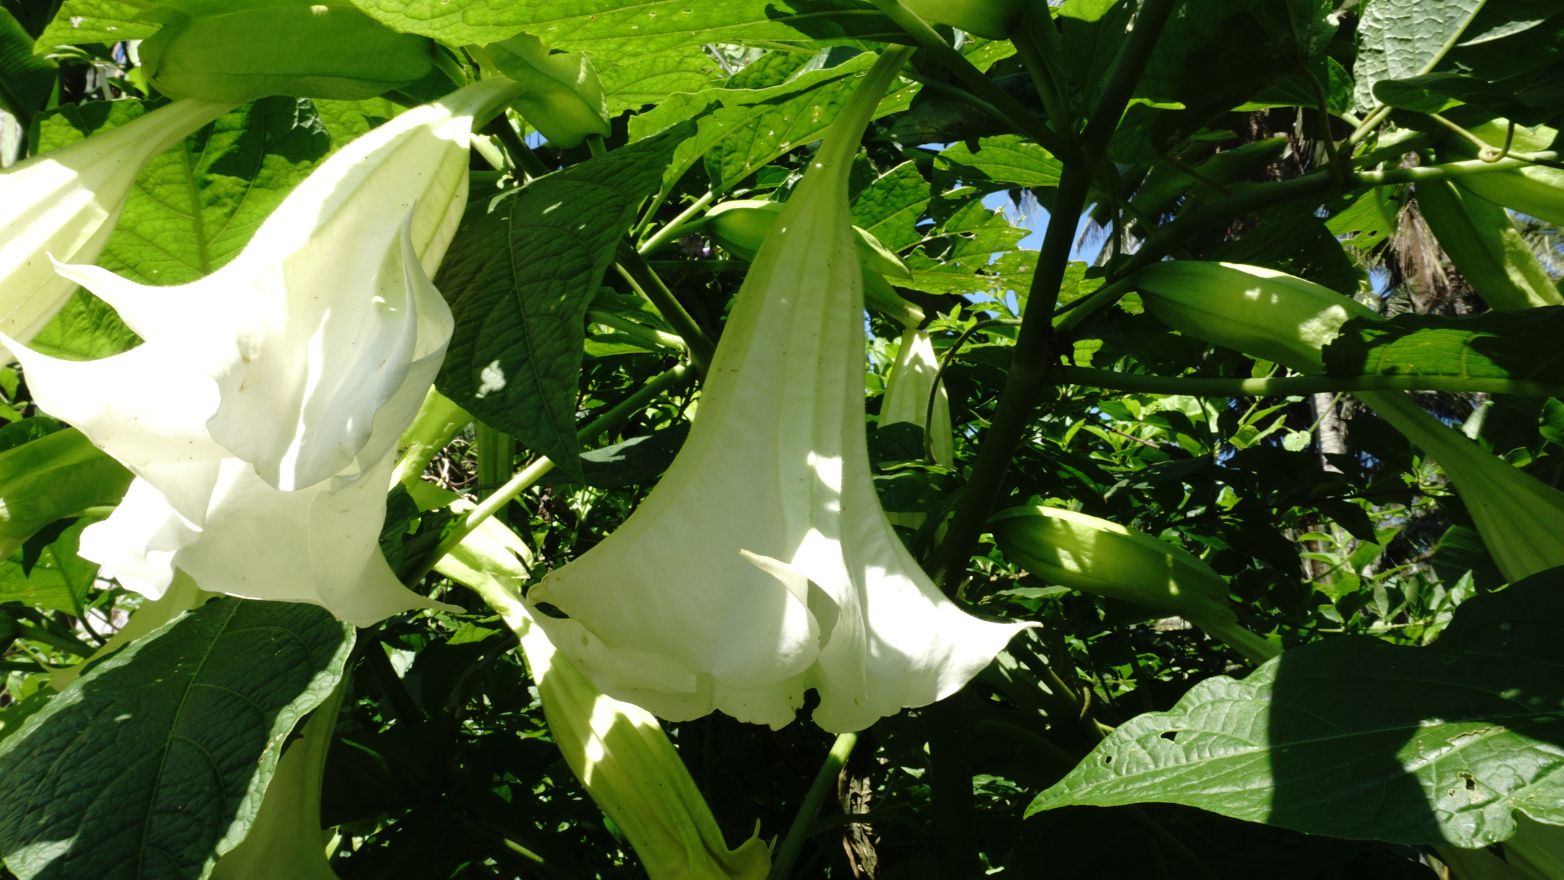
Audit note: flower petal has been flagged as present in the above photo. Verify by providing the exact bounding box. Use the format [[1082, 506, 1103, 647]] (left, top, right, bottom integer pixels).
[[0, 99, 230, 354]]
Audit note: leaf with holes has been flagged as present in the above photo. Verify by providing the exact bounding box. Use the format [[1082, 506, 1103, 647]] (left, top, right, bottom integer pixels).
[[435, 125, 687, 480], [1027, 566, 1564, 848]]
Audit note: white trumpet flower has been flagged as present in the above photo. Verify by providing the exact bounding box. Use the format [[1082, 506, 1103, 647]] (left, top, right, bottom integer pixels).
[[529, 51, 1026, 733], [0, 99, 230, 358], [2, 79, 522, 626]]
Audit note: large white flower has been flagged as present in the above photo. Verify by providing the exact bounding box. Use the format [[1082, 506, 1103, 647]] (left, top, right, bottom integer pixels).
[[2, 79, 521, 626], [0, 98, 230, 357], [528, 51, 1026, 733]]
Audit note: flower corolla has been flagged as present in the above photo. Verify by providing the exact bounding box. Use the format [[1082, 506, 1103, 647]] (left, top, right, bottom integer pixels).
[[528, 51, 1026, 733], [0, 99, 230, 358], [424, 483, 771, 879], [2, 79, 521, 626]]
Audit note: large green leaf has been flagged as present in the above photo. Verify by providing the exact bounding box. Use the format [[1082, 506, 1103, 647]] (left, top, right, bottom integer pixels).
[[631, 52, 918, 202], [33, 0, 155, 52], [1353, 0, 1487, 111], [0, 599, 354, 880], [349, 0, 891, 108], [935, 136, 1062, 192], [98, 97, 333, 285], [1323, 309, 1564, 394], [1027, 566, 1564, 848], [436, 126, 686, 480]]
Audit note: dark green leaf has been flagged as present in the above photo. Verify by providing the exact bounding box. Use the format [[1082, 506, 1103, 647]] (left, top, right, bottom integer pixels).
[[0, 8, 53, 123], [1353, 0, 1486, 111], [0, 599, 353, 879], [436, 126, 686, 480], [540, 425, 690, 489], [1028, 566, 1564, 847], [1541, 398, 1564, 445], [849, 160, 929, 254], [1209, 208, 1360, 294]]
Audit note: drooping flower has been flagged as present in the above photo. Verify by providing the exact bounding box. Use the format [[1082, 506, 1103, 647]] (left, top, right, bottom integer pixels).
[[0, 98, 230, 357], [528, 49, 1027, 733], [423, 483, 770, 879], [879, 327, 953, 530], [2, 79, 522, 626]]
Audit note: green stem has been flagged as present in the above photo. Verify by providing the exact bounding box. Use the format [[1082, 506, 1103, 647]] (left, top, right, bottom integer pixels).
[[614, 243, 715, 371], [934, 0, 1180, 593], [768, 733, 858, 880], [1053, 365, 1564, 397], [483, 115, 551, 180], [586, 309, 688, 351], [638, 190, 717, 256], [935, 167, 1091, 590], [409, 365, 692, 582]]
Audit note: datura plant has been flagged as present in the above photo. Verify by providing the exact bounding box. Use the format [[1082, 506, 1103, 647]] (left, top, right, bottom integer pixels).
[[425, 485, 771, 879], [1133, 260, 1564, 583], [1, 78, 523, 625], [0, 98, 230, 356], [528, 48, 1026, 733]]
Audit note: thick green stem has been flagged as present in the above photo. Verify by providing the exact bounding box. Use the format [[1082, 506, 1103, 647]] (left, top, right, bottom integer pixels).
[[586, 309, 688, 351], [934, 0, 1180, 593], [614, 243, 714, 372], [768, 733, 858, 879], [638, 190, 717, 256], [935, 168, 1090, 590]]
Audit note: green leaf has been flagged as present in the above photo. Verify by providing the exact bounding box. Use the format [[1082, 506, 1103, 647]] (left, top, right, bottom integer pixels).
[[935, 135, 1062, 192], [27, 98, 339, 360], [1027, 566, 1564, 848], [0, 599, 353, 879], [1541, 398, 1564, 445], [901, 191, 1033, 295], [0, 520, 99, 616], [850, 160, 930, 254], [33, 0, 155, 52], [348, 0, 891, 108], [1352, 0, 1487, 112], [0, 423, 131, 560], [1322, 309, 1564, 394], [705, 54, 916, 197], [0, 8, 54, 123], [1209, 208, 1360, 294], [99, 97, 333, 285], [436, 126, 686, 480]]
